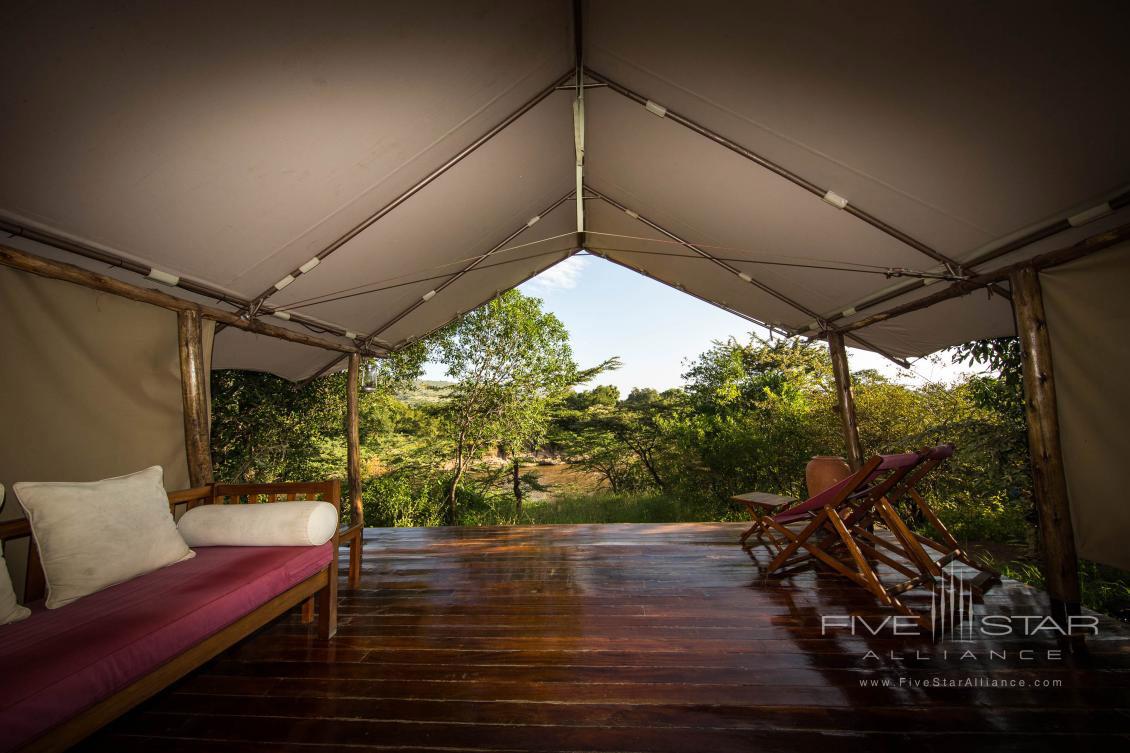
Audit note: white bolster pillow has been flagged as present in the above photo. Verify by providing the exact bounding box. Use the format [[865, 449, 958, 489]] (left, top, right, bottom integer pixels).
[[178, 501, 339, 547]]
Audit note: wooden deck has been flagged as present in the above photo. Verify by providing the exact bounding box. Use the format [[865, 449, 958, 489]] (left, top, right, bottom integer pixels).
[[85, 523, 1130, 751]]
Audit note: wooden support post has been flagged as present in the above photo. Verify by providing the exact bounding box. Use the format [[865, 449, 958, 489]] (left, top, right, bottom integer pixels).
[[177, 309, 214, 487], [346, 353, 363, 528], [317, 548, 339, 641], [1010, 266, 1082, 631], [827, 331, 864, 471]]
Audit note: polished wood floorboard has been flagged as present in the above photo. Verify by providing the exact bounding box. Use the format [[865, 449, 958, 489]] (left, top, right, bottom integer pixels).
[[84, 524, 1130, 751]]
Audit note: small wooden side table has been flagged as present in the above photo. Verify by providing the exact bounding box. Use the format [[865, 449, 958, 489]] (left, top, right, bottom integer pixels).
[[731, 491, 798, 546]]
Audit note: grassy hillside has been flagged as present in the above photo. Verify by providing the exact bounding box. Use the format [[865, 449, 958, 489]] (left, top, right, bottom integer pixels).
[[397, 379, 454, 406]]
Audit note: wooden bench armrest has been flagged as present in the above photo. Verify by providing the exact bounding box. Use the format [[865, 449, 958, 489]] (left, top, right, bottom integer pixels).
[[0, 517, 31, 543], [169, 480, 343, 514], [213, 481, 340, 500], [730, 491, 799, 511]]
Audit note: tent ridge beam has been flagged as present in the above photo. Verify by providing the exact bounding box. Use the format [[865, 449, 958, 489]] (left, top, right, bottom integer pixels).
[[572, 0, 585, 234], [839, 221, 1130, 334], [584, 68, 971, 275], [245, 68, 576, 318], [0, 243, 384, 358]]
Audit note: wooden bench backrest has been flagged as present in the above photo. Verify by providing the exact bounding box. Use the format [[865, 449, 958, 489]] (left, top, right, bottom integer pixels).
[[1, 479, 341, 605]]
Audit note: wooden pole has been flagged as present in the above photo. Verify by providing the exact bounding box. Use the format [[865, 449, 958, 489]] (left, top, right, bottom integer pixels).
[[346, 354, 364, 527], [0, 243, 383, 357], [178, 309, 214, 487], [1010, 265, 1081, 630], [827, 331, 864, 471]]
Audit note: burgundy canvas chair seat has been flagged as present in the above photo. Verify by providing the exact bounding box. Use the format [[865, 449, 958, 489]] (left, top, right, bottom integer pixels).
[[0, 543, 332, 752], [845, 443, 1001, 597], [741, 451, 921, 549], [750, 444, 999, 629], [743, 450, 936, 626]]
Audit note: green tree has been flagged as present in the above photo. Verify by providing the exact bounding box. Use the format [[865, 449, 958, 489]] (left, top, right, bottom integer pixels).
[[608, 388, 686, 490], [210, 344, 427, 491], [553, 386, 649, 494], [432, 290, 612, 520], [562, 384, 620, 410]]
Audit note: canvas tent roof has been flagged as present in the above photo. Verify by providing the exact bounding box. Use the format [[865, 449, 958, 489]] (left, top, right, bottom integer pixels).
[[2, 0, 1128, 380]]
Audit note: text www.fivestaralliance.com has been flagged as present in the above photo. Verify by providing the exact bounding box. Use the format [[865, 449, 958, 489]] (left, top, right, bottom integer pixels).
[[859, 677, 1063, 688]]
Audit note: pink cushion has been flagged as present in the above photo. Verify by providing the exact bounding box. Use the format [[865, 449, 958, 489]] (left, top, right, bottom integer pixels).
[[0, 543, 331, 751]]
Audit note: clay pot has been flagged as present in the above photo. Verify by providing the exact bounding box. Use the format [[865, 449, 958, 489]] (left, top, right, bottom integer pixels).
[[805, 456, 852, 498]]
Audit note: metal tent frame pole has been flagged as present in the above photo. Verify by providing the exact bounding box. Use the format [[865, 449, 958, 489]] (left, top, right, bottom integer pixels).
[[587, 187, 820, 318], [584, 68, 969, 274], [298, 247, 581, 385], [302, 193, 578, 381], [587, 68, 1126, 327], [837, 222, 1130, 335], [590, 250, 767, 328], [587, 186, 911, 368], [244, 68, 576, 317], [363, 191, 574, 345], [814, 188, 1130, 331], [0, 217, 373, 345], [396, 247, 581, 353]]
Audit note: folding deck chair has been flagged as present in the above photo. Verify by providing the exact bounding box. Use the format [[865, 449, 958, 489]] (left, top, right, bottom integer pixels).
[[740, 453, 911, 556], [747, 445, 999, 629], [743, 451, 937, 626], [844, 444, 1000, 598]]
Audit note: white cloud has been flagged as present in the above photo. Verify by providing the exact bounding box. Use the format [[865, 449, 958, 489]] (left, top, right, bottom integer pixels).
[[522, 254, 590, 293]]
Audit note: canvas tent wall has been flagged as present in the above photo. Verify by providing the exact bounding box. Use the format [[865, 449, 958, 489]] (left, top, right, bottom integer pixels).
[[1041, 243, 1130, 571], [0, 1, 1128, 575], [0, 265, 215, 597]]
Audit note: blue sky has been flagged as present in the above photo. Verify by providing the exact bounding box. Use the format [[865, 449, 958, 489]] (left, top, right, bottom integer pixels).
[[421, 254, 974, 394]]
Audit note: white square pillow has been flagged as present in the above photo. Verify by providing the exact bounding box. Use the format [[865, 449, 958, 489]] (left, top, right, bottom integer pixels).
[[1, 484, 32, 625], [13, 466, 194, 609]]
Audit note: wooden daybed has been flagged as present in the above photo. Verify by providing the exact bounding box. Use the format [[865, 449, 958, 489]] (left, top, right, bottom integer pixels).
[[0, 479, 357, 753]]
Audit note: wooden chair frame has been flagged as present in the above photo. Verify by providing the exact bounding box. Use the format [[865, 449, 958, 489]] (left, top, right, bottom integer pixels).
[[742, 456, 888, 569], [750, 453, 933, 627], [844, 448, 1001, 598], [1, 480, 343, 753], [753, 446, 1000, 629]]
